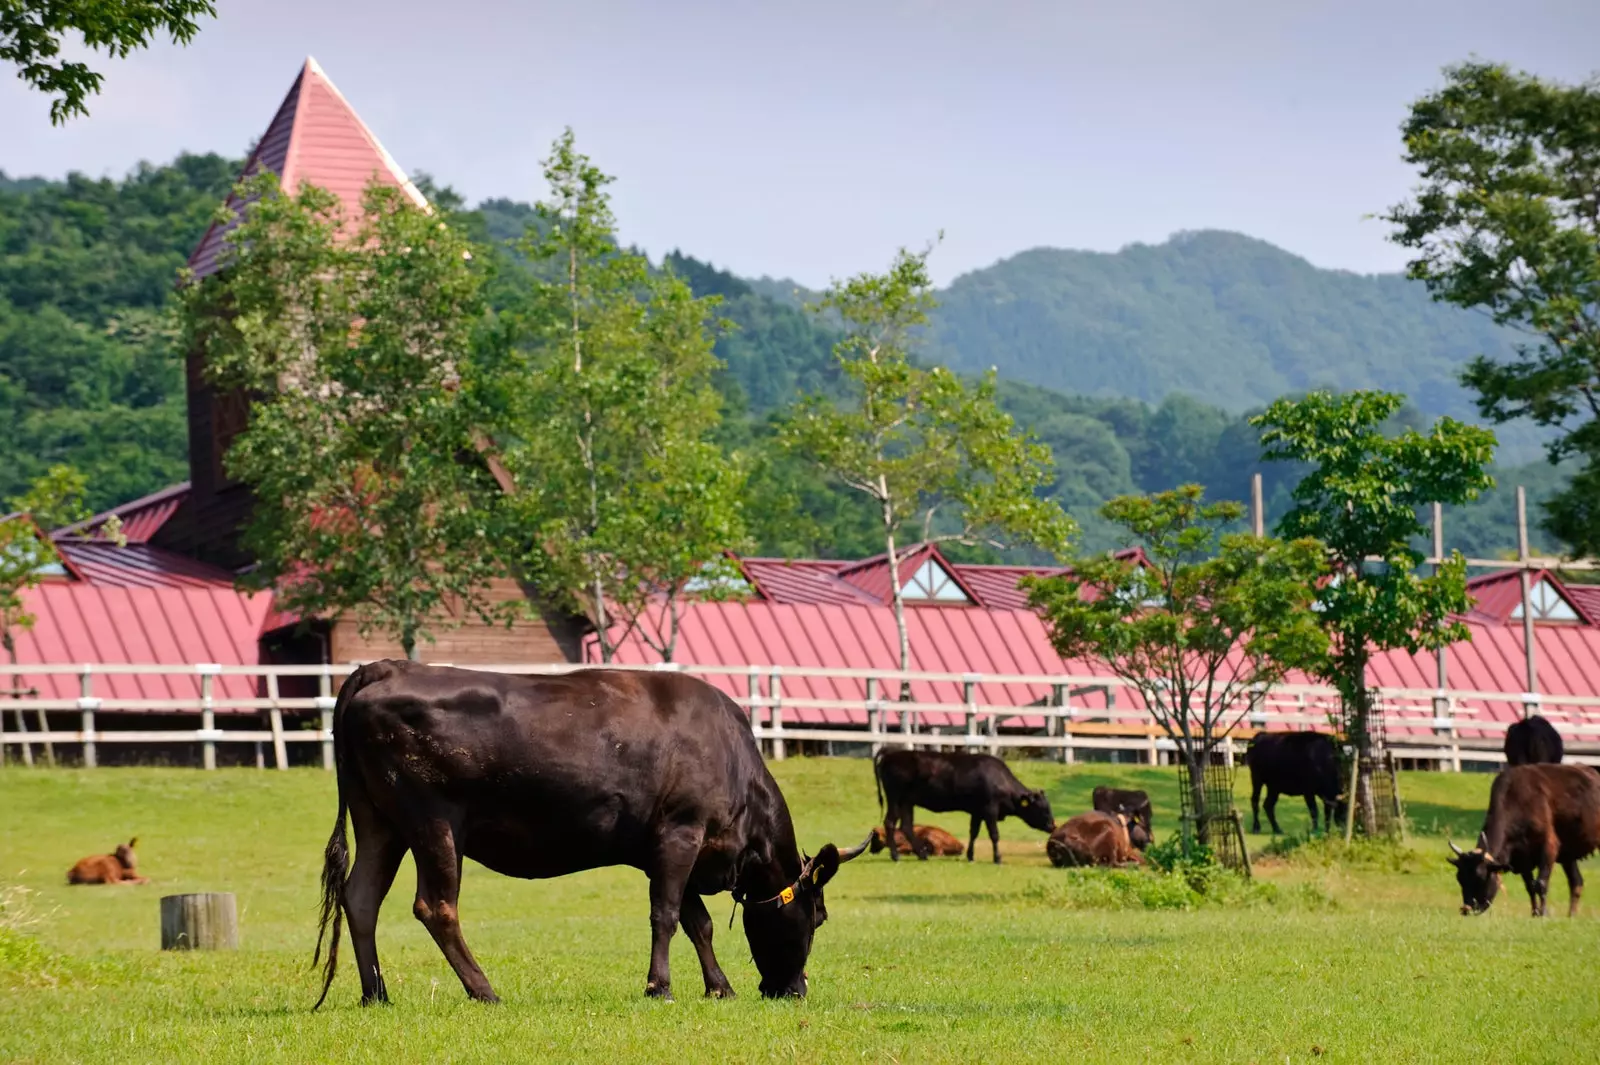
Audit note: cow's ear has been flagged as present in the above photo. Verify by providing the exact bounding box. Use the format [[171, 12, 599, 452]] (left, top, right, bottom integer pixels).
[[805, 844, 842, 893], [128, 837, 138, 848]]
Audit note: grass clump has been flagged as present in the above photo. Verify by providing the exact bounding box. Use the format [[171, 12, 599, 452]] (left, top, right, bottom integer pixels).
[[1026, 840, 1332, 911], [0, 885, 68, 989], [1257, 829, 1432, 874]]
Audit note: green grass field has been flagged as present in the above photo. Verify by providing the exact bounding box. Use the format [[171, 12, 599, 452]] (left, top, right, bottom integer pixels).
[[2, 760, 1596, 1063]]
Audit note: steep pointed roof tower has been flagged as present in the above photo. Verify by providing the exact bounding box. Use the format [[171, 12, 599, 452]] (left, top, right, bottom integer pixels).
[[159, 58, 430, 568], [187, 56, 428, 279]]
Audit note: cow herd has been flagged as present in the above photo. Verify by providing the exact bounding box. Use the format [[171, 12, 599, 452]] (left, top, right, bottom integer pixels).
[[52, 665, 1600, 1008]]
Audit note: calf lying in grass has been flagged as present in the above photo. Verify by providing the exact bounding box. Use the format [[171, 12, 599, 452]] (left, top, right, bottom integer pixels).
[[869, 823, 965, 857], [67, 838, 148, 885], [1047, 812, 1143, 868]]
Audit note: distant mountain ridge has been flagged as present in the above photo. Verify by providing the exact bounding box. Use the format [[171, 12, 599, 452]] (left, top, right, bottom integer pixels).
[[921, 229, 1513, 417]]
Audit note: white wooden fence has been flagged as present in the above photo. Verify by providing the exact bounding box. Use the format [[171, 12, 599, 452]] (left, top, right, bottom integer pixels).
[[3, 660, 1599, 770]]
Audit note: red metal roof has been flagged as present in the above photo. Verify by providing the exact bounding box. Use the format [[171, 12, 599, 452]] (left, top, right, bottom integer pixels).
[[53, 542, 238, 590], [739, 558, 878, 606], [953, 563, 1072, 610], [54, 482, 189, 544], [8, 584, 273, 711], [1463, 569, 1597, 626], [187, 57, 428, 280], [591, 599, 1600, 741], [1564, 583, 1600, 623]]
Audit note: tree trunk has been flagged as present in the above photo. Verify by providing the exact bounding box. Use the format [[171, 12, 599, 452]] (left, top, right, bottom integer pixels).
[[1344, 648, 1378, 836], [883, 526, 911, 703], [1185, 750, 1212, 848], [160, 893, 239, 951], [402, 622, 420, 663]]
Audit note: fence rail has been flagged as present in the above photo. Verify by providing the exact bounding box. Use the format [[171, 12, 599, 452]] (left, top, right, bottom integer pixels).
[[3, 660, 1599, 770]]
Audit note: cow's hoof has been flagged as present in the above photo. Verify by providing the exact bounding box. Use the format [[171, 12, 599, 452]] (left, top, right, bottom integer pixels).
[[468, 991, 501, 1005], [645, 982, 674, 1001], [705, 985, 736, 1000]]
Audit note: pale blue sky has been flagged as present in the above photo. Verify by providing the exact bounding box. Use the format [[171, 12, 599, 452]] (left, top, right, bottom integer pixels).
[[2, 1, 1596, 286]]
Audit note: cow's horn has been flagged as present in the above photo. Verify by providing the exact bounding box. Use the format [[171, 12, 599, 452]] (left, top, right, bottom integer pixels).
[[1477, 831, 1489, 850], [837, 832, 874, 863], [1447, 838, 1463, 857]]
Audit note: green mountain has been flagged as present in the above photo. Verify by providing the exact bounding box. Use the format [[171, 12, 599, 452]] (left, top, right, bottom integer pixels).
[[920, 230, 1546, 457], [0, 158, 1566, 563]]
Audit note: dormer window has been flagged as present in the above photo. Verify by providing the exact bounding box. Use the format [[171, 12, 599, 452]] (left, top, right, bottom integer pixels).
[[1511, 580, 1581, 623], [903, 558, 969, 603]]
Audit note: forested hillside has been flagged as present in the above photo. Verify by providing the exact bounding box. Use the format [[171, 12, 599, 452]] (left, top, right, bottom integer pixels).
[[921, 230, 1552, 463], [0, 157, 1565, 561]]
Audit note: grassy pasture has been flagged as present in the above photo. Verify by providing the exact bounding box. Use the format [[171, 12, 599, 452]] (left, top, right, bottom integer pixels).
[[1, 760, 1596, 1063]]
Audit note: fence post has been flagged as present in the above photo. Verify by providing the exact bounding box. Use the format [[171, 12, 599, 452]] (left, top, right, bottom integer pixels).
[[963, 675, 978, 746], [79, 666, 97, 769], [866, 676, 881, 756], [986, 711, 1000, 757], [1054, 683, 1073, 764], [318, 666, 335, 771], [266, 671, 287, 771], [198, 663, 219, 771], [1432, 688, 1457, 772], [901, 673, 915, 745], [769, 668, 784, 761], [744, 667, 761, 733]]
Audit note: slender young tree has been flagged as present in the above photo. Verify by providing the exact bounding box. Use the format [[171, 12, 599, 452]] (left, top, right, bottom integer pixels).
[[180, 174, 512, 660], [781, 244, 1075, 691], [1385, 61, 1600, 553], [1026, 486, 1328, 844], [494, 130, 748, 662], [1252, 390, 1495, 833]]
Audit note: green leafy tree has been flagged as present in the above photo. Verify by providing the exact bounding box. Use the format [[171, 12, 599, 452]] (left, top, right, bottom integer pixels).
[[781, 244, 1076, 690], [1252, 390, 1496, 832], [1385, 61, 1600, 554], [493, 131, 748, 663], [2, 1, 215, 124], [1026, 487, 1328, 844], [179, 174, 511, 660], [1, 466, 122, 763]]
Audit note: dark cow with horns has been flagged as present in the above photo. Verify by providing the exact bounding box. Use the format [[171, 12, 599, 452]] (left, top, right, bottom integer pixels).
[[1448, 763, 1600, 917], [1504, 714, 1564, 766], [312, 661, 869, 1007], [873, 749, 1055, 863]]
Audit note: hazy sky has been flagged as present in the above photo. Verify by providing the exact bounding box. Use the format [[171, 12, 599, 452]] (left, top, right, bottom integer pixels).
[[3, 1, 1596, 287]]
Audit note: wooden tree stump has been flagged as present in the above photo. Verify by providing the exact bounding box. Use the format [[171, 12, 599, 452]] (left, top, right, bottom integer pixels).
[[160, 893, 238, 951]]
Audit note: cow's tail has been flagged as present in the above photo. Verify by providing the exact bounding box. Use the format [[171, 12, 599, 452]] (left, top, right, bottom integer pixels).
[[311, 663, 373, 1011], [873, 747, 886, 812]]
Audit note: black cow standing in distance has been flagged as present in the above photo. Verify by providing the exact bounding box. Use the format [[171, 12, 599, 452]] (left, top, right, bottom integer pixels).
[[1448, 763, 1600, 917], [1504, 714, 1564, 766], [873, 749, 1055, 863], [1245, 731, 1348, 834], [312, 661, 869, 1007]]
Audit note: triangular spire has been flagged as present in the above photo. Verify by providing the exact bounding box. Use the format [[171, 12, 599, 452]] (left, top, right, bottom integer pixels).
[[188, 57, 428, 279]]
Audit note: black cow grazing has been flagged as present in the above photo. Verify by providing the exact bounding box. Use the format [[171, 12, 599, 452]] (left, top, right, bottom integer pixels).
[[1504, 715, 1564, 766], [1091, 786, 1153, 850], [873, 749, 1055, 864], [1448, 763, 1600, 917], [1246, 731, 1348, 834], [312, 661, 869, 1007]]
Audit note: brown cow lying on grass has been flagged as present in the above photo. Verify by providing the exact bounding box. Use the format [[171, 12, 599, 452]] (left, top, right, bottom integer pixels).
[[1046, 812, 1143, 868], [869, 824, 965, 857], [67, 838, 148, 885]]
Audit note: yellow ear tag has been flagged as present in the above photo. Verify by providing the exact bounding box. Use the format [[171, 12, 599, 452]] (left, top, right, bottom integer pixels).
[[811, 868, 821, 884], [779, 886, 795, 905], [1019, 798, 1029, 807]]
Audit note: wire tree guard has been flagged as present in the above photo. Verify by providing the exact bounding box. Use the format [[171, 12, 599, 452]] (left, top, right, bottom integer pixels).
[[1338, 690, 1407, 841], [1176, 758, 1252, 877]]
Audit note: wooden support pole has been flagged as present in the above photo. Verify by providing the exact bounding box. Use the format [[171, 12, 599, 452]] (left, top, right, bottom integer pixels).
[[963, 677, 977, 742], [1251, 472, 1265, 537], [266, 672, 287, 771], [160, 893, 238, 951], [12, 706, 33, 767], [1517, 486, 1538, 715]]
